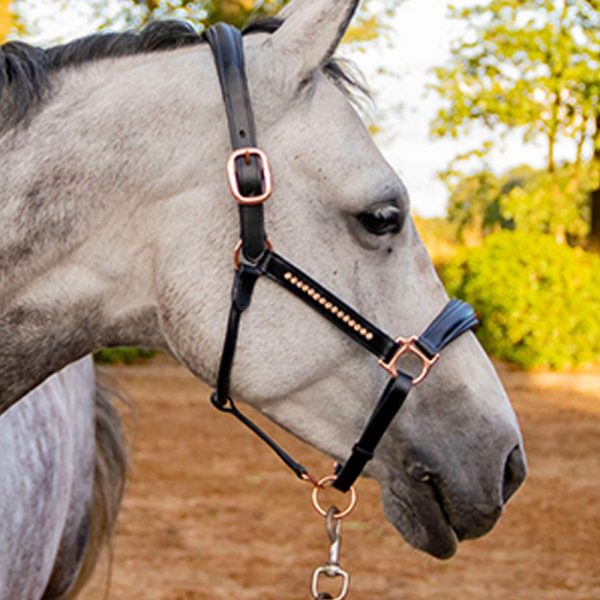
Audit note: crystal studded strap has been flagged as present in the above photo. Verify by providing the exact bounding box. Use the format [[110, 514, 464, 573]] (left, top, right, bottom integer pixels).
[[263, 252, 398, 361]]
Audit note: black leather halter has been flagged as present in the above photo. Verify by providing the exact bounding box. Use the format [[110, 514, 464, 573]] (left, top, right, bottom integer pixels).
[[205, 24, 478, 493]]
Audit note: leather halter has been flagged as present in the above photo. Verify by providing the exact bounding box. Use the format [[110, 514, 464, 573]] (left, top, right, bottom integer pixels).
[[205, 23, 478, 493]]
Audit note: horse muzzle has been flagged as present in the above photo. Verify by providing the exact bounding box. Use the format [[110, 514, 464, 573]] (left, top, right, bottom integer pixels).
[[381, 443, 527, 559]]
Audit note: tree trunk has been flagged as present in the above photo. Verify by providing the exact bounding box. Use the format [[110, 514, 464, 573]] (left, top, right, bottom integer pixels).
[[547, 132, 556, 173], [590, 115, 600, 252], [591, 174, 600, 251]]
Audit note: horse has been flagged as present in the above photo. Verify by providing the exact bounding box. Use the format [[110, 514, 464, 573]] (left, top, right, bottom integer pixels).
[[0, 0, 527, 596], [0, 358, 126, 598]]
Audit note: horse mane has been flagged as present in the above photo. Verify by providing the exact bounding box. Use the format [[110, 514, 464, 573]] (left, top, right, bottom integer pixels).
[[0, 17, 367, 133]]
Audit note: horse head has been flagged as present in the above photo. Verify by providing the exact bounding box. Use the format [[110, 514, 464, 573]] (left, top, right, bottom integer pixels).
[[0, 0, 526, 560], [152, 0, 526, 558]]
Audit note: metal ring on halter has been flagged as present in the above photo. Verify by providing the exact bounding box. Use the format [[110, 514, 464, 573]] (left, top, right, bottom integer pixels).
[[311, 475, 357, 520], [233, 238, 273, 271]]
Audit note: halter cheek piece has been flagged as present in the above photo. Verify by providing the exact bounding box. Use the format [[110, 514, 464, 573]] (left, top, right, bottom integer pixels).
[[205, 24, 478, 493]]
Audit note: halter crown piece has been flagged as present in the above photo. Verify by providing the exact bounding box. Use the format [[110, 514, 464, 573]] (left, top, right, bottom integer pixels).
[[204, 23, 478, 494]]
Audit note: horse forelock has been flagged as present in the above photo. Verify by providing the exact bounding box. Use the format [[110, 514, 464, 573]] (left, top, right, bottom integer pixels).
[[0, 17, 367, 135]]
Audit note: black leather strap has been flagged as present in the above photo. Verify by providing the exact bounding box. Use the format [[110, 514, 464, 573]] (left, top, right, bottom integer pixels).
[[416, 299, 478, 358], [211, 263, 311, 481], [213, 264, 261, 406], [263, 252, 398, 361], [333, 372, 413, 492], [204, 24, 267, 262]]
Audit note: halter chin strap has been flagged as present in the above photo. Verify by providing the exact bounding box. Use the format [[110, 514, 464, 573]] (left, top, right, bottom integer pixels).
[[206, 23, 478, 492]]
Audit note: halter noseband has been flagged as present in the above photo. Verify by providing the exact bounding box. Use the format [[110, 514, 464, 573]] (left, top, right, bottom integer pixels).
[[204, 23, 478, 493]]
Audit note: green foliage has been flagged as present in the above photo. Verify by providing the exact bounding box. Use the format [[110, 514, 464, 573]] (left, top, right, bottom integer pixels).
[[445, 162, 596, 244], [431, 0, 599, 163], [431, 0, 600, 246], [446, 169, 507, 242], [500, 163, 596, 241], [442, 231, 600, 369], [94, 347, 156, 365]]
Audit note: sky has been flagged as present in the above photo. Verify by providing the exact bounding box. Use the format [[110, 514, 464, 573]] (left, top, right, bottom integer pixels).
[[23, 0, 571, 217], [344, 0, 574, 217]]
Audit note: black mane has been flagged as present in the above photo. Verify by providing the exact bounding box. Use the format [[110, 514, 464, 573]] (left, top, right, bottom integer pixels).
[[0, 18, 367, 133]]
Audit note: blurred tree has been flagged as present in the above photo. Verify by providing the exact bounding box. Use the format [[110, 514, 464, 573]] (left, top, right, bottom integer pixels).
[[430, 0, 600, 247], [499, 163, 593, 243], [0, 0, 13, 41], [442, 230, 600, 369], [75, 0, 399, 45], [13, 0, 402, 41], [446, 170, 503, 245], [413, 215, 458, 264], [447, 163, 594, 246], [443, 162, 594, 245]]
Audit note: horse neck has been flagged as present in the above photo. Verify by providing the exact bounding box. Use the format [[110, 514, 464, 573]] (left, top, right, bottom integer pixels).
[[0, 46, 220, 411]]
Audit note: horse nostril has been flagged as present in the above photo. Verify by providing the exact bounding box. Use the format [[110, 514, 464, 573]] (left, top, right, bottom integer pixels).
[[502, 445, 527, 503], [406, 460, 436, 484]]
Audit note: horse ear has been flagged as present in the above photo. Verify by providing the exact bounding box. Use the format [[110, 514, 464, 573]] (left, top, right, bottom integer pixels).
[[266, 0, 360, 80]]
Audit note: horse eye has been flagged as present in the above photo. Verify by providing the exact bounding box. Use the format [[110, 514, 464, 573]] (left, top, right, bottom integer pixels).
[[356, 204, 403, 236]]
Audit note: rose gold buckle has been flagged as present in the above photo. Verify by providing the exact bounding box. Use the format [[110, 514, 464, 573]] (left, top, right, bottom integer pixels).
[[227, 147, 273, 206], [378, 336, 440, 386]]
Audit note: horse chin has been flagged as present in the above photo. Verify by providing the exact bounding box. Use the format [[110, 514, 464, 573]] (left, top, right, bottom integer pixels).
[[381, 486, 458, 560]]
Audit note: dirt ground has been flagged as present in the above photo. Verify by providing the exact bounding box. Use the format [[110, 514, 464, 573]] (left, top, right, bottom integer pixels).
[[81, 357, 600, 600]]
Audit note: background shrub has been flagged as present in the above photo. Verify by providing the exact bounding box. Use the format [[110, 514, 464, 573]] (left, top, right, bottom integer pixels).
[[94, 347, 156, 365], [441, 231, 600, 369]]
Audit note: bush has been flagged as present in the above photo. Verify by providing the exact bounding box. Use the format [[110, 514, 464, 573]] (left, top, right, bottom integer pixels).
[[94, 347, 156, 365], [441, 231, 600, 369]]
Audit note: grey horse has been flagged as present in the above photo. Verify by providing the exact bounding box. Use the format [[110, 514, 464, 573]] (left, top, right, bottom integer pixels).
[[0, 0, 526, 596]]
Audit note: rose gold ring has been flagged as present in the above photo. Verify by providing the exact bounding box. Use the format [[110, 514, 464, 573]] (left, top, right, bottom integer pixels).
[[227, 147, 273, 205], [378, 335, 440, 385], [311, 475, 357, 520], [233, 238, 273, 271]]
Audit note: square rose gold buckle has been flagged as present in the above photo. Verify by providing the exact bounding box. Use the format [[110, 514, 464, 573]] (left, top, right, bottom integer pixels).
[[227, 147, 273, 206], [378, 336, 440, 386]]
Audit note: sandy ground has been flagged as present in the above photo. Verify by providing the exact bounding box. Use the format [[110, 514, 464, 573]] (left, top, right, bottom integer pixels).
[[81, 358, 600, 600]]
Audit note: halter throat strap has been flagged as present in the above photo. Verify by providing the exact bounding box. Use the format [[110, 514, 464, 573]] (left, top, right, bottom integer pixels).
[[205, 23, 479, 493]]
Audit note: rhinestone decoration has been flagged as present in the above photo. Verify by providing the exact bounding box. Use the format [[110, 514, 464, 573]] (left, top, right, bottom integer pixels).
[[283, 272, 374, 341]]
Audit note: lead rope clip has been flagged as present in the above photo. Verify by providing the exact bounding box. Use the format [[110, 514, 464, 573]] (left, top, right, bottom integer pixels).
[[310, 507, 351, 600]]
